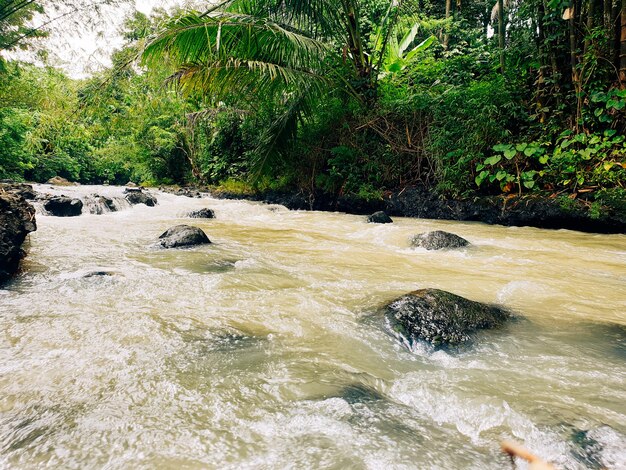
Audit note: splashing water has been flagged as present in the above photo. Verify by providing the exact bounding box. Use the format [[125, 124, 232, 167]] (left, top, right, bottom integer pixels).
[[1, 185, 624, 469]]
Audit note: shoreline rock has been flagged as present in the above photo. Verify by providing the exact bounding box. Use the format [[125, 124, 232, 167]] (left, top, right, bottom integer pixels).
[[210, 185, 626, 234], [0, 193, 37, 284]]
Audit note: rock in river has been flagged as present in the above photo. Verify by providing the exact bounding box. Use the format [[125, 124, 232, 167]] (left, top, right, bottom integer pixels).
[[410, 231, 470, 250], [43, 196, 83, 217], [159, 225, 211, 248], [367, 211, 393, 224], [0, 193, 37, 283], [0, 182, 37, 200], [385, 288, 509, 347], [47, 176, 76, 186], [124, 188, 157, 207], [188, 208, 215, 219]]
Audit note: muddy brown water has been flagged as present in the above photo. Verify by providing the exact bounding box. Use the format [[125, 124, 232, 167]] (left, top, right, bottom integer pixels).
[[1, 185, 624, 469]]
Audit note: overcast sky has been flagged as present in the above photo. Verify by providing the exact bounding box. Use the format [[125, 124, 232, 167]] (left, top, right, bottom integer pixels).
[[11, 0, 190, 78]]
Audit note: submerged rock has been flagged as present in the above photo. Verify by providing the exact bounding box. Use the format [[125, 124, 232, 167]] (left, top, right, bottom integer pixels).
[[0, 193, 37, 283], [410, 231, 470, 250], [83, 271, 115, 278], [188, 208, 215, 219], [367, 211, 393, 224], [159, 225, 211, 248], [385, 288, 509, 346], [124, 188, 157, 207], [43, 196, 83, 217]]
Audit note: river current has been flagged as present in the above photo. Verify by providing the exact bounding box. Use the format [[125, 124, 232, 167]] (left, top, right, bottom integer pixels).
[[1, 185, 625, 469]]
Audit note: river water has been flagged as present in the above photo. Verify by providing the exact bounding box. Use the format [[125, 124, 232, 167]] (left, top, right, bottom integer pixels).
[[1, 185, 625, 469]]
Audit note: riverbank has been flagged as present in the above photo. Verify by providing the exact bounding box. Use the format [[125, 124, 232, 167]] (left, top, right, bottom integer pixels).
[[206, 185, 626, 234], [0, 185, 37, 283]]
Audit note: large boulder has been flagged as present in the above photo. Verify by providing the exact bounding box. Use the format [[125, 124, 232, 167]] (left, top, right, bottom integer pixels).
[[0, 193, 37, 283], [47, 176, 76, 186], [385, 288, 509, 347], [125, 188, 157, 207], [0, 182, 37, 200], [43, 196, 83, 217], [367, 211, 393, 224], [159, 225, 211, 248], [188, 208, 215, 219], [410, 231, 470, 250]]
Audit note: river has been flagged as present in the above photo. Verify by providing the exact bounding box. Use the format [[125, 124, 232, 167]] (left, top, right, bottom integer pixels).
[[1, 185, 625, 469]]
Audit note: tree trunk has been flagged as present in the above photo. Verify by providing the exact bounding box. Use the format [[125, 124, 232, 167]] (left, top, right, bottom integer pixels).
[[614, 0, 621, 76], [621, 0, 626, 85], [498, 0, 505, 72], [444, 0, 452, 48], [585, 0, 595, 54], [570, 1, 578, 83]]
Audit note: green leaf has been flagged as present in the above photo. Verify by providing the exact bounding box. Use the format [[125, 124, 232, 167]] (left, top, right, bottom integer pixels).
[[539, 155, 549, 164], [504, 149, 517, 159], [495, 170, 507, 181], [484, 155, 502, 165], [493, 143, 512, 152], [515, 143, 528, 152]]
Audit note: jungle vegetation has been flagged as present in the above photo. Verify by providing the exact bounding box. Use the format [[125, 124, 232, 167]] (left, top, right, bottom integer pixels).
[[1, 0, 625, 213]]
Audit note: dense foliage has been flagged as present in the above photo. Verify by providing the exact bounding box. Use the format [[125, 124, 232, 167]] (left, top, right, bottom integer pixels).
[[0, 0, 624, 214]]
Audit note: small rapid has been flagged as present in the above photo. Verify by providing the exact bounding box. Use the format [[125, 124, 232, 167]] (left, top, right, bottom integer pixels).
[[1, 185, 624, 469]]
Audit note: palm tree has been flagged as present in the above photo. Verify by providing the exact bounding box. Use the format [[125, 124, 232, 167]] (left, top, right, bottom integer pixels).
[[142, 0, 417, 174]]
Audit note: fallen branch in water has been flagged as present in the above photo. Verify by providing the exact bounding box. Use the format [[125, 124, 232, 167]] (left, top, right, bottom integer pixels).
[[501, 441, 556, 469]]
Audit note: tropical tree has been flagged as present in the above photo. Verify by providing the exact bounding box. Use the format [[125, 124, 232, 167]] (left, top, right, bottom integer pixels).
[[142, 0, 418, 174]]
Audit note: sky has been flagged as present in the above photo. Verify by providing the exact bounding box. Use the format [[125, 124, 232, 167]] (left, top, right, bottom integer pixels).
[[10, 0, 190, 78]]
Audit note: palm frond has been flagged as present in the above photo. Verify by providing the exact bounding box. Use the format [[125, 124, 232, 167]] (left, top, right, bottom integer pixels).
[[142, 11, 332, 102]]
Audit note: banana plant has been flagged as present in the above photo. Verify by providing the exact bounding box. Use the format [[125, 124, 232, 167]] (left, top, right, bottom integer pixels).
[[374, 21, 437, 76]]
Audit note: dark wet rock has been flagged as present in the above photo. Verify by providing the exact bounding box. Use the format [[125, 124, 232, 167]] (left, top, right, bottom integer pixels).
[[43, 196, 83, 217], [569, 428, 605, 469], [83, 271, 115, 278], [160, 186, 205, 198], [213, 184, 625, 234], [367, 211, 393, 224], [385, 288, 509, 347], [188, 208, 215, 219], [159, 225, 211, 248], [0, 182, 37, 200], [340, 383, 385, 404], [124, 188, 157, 207], [46, 176, 76, 186], [0, 193, 37, 283], [410, 231, 470, 250], [85, 195, 117, 214]]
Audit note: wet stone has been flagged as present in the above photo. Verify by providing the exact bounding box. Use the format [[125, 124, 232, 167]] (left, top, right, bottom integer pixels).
[[188, 208, 215, 219], [158, 225, 211, 248], [367, 211, 393, 224], [410, 230, 470, 250], [43, 196, 83, 217], [385, 288, 510, 347]]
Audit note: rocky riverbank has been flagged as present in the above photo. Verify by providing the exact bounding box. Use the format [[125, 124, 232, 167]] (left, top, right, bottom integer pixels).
[[0, 185, 37, 283], [211, 185, 626, 234]]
